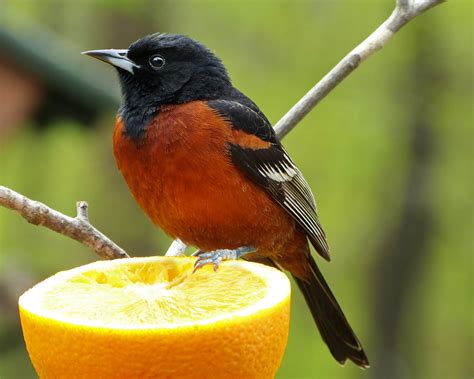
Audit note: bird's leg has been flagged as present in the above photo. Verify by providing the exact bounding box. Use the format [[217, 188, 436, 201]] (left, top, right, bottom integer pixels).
[[192, 246, 256, 272], [165, 238, 188, 257]]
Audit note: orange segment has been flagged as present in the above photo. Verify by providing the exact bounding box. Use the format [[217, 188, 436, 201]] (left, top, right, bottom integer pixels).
[[19, 256, 290, 379]]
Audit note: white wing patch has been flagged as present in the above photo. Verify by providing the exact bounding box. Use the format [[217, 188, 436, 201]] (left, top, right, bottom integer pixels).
[[257, 160, 297, 182]]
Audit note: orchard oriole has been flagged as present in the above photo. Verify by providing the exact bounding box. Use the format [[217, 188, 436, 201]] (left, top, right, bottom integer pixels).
[[83, 33, 369, 368]]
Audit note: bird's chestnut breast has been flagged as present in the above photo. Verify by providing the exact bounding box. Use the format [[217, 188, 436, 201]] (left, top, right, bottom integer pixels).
[[112, 101, 290, 250]]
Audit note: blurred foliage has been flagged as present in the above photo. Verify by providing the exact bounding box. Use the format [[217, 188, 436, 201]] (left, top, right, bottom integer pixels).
[[0, 1, 472, 378]]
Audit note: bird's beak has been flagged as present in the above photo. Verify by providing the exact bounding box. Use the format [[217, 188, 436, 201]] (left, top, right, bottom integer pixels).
[[81, 49, 139, 74]]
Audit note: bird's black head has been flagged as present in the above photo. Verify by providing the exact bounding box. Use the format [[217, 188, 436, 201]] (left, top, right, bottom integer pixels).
[[83, 33, 233, 138]]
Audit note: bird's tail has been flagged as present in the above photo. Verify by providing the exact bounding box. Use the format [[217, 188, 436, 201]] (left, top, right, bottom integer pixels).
[[293, 254, 370, 368]]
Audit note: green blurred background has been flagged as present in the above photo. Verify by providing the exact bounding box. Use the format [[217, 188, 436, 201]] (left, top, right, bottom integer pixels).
[[0, 0, 472, 378]]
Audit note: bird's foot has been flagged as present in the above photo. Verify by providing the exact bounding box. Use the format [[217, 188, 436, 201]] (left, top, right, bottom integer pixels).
[[192, 246, 255, 273]]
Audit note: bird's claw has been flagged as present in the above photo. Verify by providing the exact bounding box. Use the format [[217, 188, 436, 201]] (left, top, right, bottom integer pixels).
[[192, 249, 239, 273]]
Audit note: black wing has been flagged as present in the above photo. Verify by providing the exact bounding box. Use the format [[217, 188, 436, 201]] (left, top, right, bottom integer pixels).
[[209, 99, 330, 260], [208, 98, 277, 143]]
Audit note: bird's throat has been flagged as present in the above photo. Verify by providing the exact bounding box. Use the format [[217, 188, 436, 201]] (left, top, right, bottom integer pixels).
[[119, 104, 158, 142]]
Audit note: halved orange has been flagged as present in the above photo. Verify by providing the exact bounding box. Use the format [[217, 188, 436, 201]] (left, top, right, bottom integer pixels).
[[19, 256, 290, 378]]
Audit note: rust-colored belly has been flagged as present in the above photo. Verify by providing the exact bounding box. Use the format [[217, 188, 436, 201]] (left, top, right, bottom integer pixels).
[[113, 101, 294, 253]]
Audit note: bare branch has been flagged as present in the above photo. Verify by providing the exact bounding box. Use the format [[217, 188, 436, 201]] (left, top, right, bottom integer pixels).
[[397, 0, 410, 13], [165, 238, 188, 257], [0, 186, 129, 260], [274, 0, 444, 139]]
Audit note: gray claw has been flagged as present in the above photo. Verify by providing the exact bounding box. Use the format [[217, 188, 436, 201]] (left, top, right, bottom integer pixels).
[[192, 249, 231, 273], [192, 247, 255, 274], [192, 257, 218, 273]]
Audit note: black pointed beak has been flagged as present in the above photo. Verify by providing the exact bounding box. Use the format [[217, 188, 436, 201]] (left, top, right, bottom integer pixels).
[[82, 49, 139, 74]]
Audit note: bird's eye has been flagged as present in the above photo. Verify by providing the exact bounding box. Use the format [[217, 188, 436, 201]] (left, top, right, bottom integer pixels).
[[149, 55, 165, 70]]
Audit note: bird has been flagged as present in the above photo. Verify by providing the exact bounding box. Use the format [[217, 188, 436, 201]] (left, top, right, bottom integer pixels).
[[83, 33, 369, 368]]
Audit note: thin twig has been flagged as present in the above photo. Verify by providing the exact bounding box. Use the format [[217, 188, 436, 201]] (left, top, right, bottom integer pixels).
[[0, 186, 129, 260], [274, 0, 444, 139], [76, 201, 89, 222], [1, 0, 444, 260]]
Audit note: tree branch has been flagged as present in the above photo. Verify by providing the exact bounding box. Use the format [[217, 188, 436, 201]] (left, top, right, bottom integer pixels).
[[274, 0, 444, 139], [0, 186, 129, 260], [0, 0, 443, 259]]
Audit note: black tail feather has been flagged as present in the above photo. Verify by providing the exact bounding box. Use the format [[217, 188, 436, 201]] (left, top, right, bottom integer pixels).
[[294, 255, 370, 368]]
